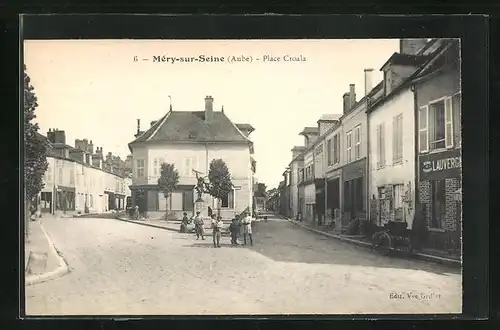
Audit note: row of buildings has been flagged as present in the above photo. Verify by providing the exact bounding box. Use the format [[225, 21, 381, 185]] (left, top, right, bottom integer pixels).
[[35, 129, 133, 215], [127, 96, 256, 220], [277, 38, 461, 251]]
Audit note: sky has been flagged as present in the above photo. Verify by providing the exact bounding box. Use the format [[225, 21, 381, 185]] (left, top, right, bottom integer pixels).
[[24, 39, 399, 189]]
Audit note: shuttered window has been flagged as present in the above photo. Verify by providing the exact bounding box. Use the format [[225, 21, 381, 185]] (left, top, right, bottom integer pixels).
[[418, 106, 429, 153], [444, 96, 454, 148], [377, 123, 386, 168], [392, 114, 403, 163], [327, 139, 332, 165], [346, 131, 352, 163], [452, 92, 462, 147], [354, 125, 361, 160]]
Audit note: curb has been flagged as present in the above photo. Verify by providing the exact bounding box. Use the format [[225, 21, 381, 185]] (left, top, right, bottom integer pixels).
[[25, 222, 70, 286], [116, 217, 180, 232], [285, 218, 461, 268]]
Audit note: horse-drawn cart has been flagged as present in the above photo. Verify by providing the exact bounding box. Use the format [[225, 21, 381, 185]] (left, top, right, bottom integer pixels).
[[371, 221, 413, 256]]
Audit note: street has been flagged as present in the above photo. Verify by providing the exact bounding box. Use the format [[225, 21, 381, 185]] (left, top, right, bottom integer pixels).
[[25, 214, 462, 315]]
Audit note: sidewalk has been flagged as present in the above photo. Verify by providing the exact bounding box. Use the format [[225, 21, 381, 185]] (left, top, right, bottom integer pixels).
[[285, 217, 462, 268], [115, 217, 231, 236], [25, 219, 69, 286]]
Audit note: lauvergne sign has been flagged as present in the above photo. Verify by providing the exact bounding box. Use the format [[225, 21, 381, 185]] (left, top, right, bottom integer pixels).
[[419, 149, 461, 181]]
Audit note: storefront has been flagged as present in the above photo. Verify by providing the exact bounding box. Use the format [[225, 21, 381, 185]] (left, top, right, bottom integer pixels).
[[342, 158, 367, 224], [325, 169, 342, 225], [314, 179, 325, 225], [418, 149, 462, 250]]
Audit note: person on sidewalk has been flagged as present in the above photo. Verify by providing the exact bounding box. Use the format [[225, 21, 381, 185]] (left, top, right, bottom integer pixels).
[[211, 216, 223, 248], [194, 212, 205, 240], [180, 212, 190, 233], [229, 217, 240, 245], [242, 211, 253, 246]]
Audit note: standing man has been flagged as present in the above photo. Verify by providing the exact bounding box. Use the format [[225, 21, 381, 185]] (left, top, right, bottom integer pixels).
[[229, 217, 240, 245], [194, 211, 205, 240], [242, 211, 253, 246], [211, 216, 223, 248]]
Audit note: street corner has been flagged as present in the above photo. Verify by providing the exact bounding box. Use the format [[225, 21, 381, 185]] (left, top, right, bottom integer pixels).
[[25, 222, 70, 286]]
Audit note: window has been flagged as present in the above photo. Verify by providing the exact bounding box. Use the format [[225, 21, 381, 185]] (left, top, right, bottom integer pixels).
[[153, 158, 158, 176], [431, 180, 446, 229], [299, 169, 304, 182], [393, 184, 405, 221], [46, 166, 52, 182], [346, 131, 352, 163], [183, 157, 198, 177], [136, 159, 145, 178], [392, 114, 403, 163], [333, 134, 340, 164], [452, 92, 461, 147], [429, 100, 446, 150], [221, 189, 235, 208], [58, 167, 63, 184], [376, 123, 386, 168], [420, 97, 454, 153], [354, 125, 361, 160], [327, 139, 332, 165]]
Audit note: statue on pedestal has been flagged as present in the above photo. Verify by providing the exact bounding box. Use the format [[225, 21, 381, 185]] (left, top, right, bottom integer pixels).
[[194, 170, 207, 202]]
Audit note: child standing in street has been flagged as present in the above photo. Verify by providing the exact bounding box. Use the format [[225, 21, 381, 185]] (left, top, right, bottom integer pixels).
[[229, 217, 240, 245], [242, 211, 253, 246], [194, 211, 205, 240], [211, 216, 223, 248]]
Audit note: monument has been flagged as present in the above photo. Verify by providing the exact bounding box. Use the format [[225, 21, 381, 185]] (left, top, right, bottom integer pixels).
[[194, 170, 209, 221]]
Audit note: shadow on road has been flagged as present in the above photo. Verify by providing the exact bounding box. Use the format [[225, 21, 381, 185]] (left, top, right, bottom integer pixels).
[[183, 242, 236, 249], [247, 213, 460, 276]]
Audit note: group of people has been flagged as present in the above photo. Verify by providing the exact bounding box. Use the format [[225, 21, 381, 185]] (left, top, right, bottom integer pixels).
[[181, 211, 254, 248]]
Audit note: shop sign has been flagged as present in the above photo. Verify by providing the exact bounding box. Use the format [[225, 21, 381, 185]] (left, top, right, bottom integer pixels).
[[419, 149, 461, 181]]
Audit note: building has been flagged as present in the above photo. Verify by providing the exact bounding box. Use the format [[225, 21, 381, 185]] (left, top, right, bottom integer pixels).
[[413, 39, 462, 250], [37, 129, 132, 215], [366, 41, 432, 229], [338, 82, 370, 226], [127, 96, 255, 220], [279, 168, 291, 217], [297, 127, 318, 223], [288, 146, 305, 219], [323, 119, 343, 228]]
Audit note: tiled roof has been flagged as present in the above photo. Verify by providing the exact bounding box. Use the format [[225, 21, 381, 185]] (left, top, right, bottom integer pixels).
[[299, 127, 319, 135], [129, 111, 251, 145]]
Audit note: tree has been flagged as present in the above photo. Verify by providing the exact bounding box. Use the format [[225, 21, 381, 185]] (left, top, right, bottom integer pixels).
[[157, 162, 180, 220], [207, 159, 233, 218], [24, 65, 48, 237], [254, 183, 267, 198]]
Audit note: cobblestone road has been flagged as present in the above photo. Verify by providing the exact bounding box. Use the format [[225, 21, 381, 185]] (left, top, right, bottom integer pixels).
[[25, 214, 462, 315]]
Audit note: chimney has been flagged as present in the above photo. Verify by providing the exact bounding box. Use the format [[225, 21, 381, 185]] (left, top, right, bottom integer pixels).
[[88, 140, 94, 154], [349, 84, 356, 109], [205, 95, 214, 123], [364, 69, 374, 96], [343, 93, 350, 114], [150, 120, 157, 127], [400, 38, 428, 55], [137, 119, 141, 135], [47, 129, 55, 143]]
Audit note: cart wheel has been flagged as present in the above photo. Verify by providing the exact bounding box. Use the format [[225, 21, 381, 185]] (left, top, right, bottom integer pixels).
[[372, 231, 392, 256]]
